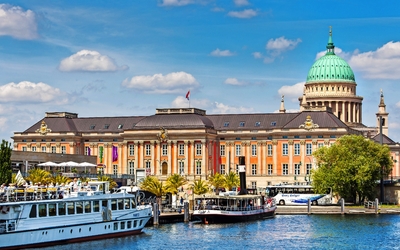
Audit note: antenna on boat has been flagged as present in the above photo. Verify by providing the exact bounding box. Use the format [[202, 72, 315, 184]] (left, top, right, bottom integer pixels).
[[238, 156, 248, 195]]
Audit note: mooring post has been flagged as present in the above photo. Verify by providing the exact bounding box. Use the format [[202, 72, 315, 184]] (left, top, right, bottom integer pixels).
[[153, 203, 159, 225], [307, 199, 311, 215], [375, 198, 379, 214], [341, 198, 345, 214], [184, 201, 189, 222]]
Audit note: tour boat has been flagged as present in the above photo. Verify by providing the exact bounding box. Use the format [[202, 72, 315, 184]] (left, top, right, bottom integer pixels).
[[192, 192, 276, 224], [192, 156, 276, 224], [0, 181, 152, 249]]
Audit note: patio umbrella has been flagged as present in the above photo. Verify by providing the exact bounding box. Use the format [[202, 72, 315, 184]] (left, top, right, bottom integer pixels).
[[37, 161, 58, 167], [78, 162, 97, 167]]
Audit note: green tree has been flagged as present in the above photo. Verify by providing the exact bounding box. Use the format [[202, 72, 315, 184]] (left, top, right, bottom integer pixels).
[[0, 140, 12, 185], [224, 171, 240, 191], [97, 175, 118, 190], [313, 134, 393, 204], [208, 173, 226, 195], [139, 176, 167, 206], [52, 175, 72, 185]]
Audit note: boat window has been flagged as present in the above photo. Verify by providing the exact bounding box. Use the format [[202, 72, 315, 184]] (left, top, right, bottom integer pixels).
[[113, 222, 118, 230], [111, 199, 117, 210], [39, 204, 47, 217], [127, 221, 132, 229], [29, 204, 37, 218], [101, 200, 107, 209], [58, 202, 66, 216], [131, 198, 136, 208], [134, 220, 137, 227], [117, 199, 124, 210], [121, 221, 125, 229], [84, 201, 91, 213], [93, 201, 100, 212], [76, 202, 83, 214], [49, 203, 56, 216], [124, 199, 130, 209], [67, 202, 75, 215], [139, 220, 143, 226]]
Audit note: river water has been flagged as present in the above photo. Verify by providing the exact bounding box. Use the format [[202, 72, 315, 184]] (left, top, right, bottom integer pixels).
[[34, 214, 400, 250]]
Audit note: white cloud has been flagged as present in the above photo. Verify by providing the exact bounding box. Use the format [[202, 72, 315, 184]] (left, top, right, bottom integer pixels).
[[228, 9, 257, 19], [224, 78, 245, 86], [212, 102, 254, 114], [315, 46, 351, 61], [234, 0, 249, 6], [252, 52, 262, 59], [210, 48, 235, 57], [0, 4, 38, 40], [159, 0, 195, 6], [211, 7, 225, 12], [171, 96, 210, 108], [266, 36, 302, 56], [59, 50, 128, 72], [122, 71, 199, 94], [278, 82, 305, 102], [348, 41, 400, 79], [0, 81, 68, 104]]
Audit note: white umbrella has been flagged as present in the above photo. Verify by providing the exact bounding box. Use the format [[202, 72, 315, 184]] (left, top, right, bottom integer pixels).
[[37, 161, 58, 167], [78, 162, 97, 167], [59, 161, 79, 167]]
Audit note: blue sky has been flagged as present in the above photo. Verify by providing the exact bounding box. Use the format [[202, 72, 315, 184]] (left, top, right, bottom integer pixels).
[[1, 0, 400, 143]]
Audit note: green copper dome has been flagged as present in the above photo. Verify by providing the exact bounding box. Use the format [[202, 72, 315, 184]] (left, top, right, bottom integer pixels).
[[306, 29, 355, 83]]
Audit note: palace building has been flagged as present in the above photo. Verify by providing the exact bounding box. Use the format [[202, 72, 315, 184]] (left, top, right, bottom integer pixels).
[[12, 29, 400, 188]]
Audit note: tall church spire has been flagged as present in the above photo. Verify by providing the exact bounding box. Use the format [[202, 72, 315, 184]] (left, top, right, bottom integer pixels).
[[376, 89, 389, 136]]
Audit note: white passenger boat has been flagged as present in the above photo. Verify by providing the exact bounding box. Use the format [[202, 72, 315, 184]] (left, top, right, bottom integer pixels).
[[0, 181, 152, 249]]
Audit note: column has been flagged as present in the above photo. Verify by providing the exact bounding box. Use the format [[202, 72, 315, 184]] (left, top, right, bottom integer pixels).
[[272, 140, 278, 175], [168, 141, 172, 175], [184, 141, 189, 175], [348, 102, 351, 122], [138, 141, 143, 169], [342, 102, 346, 122], [201, 140, 206, 178], [335, 101, 339, 118], [288, 140, 294, 175], [122, 141, 128, 174], [300, 140, 306, 174], [190, 140, 195, 176], [257, 142, 262, 175], [69, 142, 75, 154]]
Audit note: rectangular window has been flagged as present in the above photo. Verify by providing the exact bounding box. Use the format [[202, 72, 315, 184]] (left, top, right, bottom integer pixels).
[[294, 164, 301, 175], [267, 144, 272, 156], [251, 164, 257, 175], [306, 163, 312, 175], [196, 161, 201, 175], [128, 162, 134, 175], [255, 121, 260, 127], [178, 161, 184, 175], [318, 143, 324, 148], [282, 164, 288, 175], [145, 161, 151, 174], [162, 144, 168, 156], [145, 144, 151, 156], [267, 164, 273, 175], [48, 203, 56, 216], [22, 146, 27, 152], [220, 164, 225, 174], [196, 143, 202, 155], [179, 144, 184, 155], [39, 204, 47, 217], [41, 146, 46, 152], [113, 165, 118, 175], [239, 121, 245, 127], [129, 144, 135, 156], [306, 143, 312, 155], [282, 143, 288, 155], [31, 146, 37, 152], [223, 122, 229, 127], [251, 144, 257, 156], [61, 146, 66, 154], [235, 144, 241, 156], [294, 143, 300, 155], [58, 202, 66, 216], [251, 181, 257, 190], [220, 145, 225, 156], [51, 146, 56, 153]]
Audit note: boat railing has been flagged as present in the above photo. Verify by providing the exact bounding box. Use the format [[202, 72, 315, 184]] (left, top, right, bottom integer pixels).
[[0, 187, 61, 203], [196, 205, 264, 212]]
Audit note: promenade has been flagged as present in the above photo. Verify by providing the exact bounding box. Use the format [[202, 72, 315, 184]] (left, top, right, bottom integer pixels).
[[275, 205, 400, 215]]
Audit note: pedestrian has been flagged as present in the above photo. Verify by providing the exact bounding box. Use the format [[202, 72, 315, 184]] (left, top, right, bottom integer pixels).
[[180, 196, 184, 206]]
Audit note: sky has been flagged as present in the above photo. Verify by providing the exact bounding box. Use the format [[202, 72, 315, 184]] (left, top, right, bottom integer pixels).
[[1, 0, 400, 143]]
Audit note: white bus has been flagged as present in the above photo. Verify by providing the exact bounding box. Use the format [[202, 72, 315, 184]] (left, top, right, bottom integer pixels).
[[266, 184, 332, 206]]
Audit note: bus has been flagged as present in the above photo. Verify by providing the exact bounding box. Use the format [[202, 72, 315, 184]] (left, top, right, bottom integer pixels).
[[266, 184, 332, 206]]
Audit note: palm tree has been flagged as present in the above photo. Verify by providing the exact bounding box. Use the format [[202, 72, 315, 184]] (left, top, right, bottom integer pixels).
[[139, 176, 167, 207], [208, 173, 226, 195], [225, 171, 240, 191], [26, 168, 52, 185], [165, 174, 188, 207], [52, 175, 71, 185], [191, 179, 209, 195]]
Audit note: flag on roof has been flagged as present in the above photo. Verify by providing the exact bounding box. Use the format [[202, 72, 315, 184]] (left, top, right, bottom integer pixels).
[[186, 90, 190, 100]]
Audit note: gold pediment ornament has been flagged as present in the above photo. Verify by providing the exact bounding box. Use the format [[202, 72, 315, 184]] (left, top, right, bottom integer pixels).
[[299, 115, 319, 131], [157, 127, 168, 142], [36, 120, 52, 135]]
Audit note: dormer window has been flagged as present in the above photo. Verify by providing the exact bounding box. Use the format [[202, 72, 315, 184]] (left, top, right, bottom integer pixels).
[[118, 124, 123, 129], [223, 122, 230, 127], [90, 125, 95, 130], [104, 124, 110, 129], [271, 122, 277, 126], [239, 121, 245, 127], [255, 122, 260, 127]]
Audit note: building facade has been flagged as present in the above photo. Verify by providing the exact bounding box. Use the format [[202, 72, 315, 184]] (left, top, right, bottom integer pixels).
[[12, 29, 400, 189]]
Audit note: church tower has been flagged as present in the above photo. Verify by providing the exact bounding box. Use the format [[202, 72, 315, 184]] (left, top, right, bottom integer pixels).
[[300, 27, 363, 126], [376, 90, 389, 136]]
